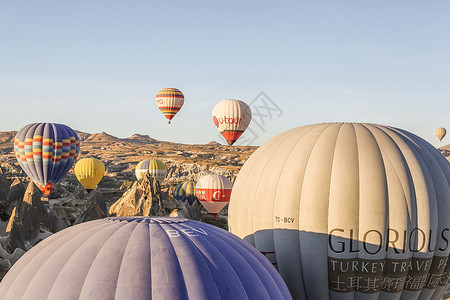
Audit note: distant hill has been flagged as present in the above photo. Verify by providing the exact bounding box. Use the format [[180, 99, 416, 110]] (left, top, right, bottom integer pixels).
[[75, 130, 90, 141], [84, 132, 119, 143], [0, 129, 258, 183], [126, 134, 157, 144]]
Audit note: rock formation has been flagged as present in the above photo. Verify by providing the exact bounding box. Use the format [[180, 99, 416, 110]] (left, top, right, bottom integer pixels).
[[109, 173, 164, 217], [1, 179, 26, 221], [73, 189, 108, 225], [5, 182, 52, 252], [0, 176, 11, 221]]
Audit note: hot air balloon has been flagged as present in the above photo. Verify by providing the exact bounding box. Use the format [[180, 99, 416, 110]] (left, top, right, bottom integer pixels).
[[135, 159, 167, 183], [0, 217, 292, 300], [173, 180, 197, 206], [14, 123, 80, 198], [435, 127, 446, 142], [155, 88, 184, 124], [74, 158, 105, 192], [229, 123, 450, 300], [212, 99, 252, 145], [196, 174, 233, 217]]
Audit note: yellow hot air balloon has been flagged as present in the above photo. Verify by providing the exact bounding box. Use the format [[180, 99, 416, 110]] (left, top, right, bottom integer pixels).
[[435, 127, 446, 141], [74, 158, 105, 192], [212, 99, 252, 145]]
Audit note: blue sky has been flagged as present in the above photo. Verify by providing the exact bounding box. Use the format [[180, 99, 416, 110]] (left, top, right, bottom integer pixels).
[[0, 1, 449, 146]]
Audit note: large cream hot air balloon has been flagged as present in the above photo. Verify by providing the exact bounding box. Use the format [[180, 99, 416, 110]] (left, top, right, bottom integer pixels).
[[435, 127, 446, 142], [135, 159, 167, 183], [74, 158, 105, 192], [195, 174, 233, 217], [229, 123, 450, 300], [212, 99, 251, 145], [155, 88, 184, 124]]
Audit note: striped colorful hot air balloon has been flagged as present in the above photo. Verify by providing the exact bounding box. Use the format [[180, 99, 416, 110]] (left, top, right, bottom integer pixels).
[[195, 174, 233, 218], [155, 88, 184, 124], [74, 158, 105, 192], [435, 127, 446, 142], [212, 99, 252, 145], [135, 159, 168, 183], [173, 181, 197, 206], [14, 123, 80, 196]]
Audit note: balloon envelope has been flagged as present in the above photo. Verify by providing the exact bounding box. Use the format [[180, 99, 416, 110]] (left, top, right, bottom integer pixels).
[[173, 180, 197, 205], [196, 174, 233, 217], [135, 159, 167, 183], [212, 99, 251, 145], [74, 158, 105, 191], [0, 217, 292, 300], [435, 127, 446, 141], [155, 88, 184, 123], [14, 123, 80, 195], [229, 123, 450, 300]]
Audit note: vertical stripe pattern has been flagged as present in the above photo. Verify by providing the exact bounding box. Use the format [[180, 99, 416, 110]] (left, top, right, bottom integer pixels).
[[14, 123, 80, 195], [74, 158, 105, 190], [228, 122, 450, 300], [435, 127, 446, 141], [0, 217, 292, 300], [173, 181, 197, 205], [135, 159, 168, 183]]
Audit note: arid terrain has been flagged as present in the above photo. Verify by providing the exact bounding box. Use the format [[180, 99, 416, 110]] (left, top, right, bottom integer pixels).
[[0, 130, 258, 279], [0, 130, 257, 186], [0, 130, 449, 288]]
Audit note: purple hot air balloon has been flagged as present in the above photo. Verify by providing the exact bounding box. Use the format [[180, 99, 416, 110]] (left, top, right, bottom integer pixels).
[[0, 217, 292, 300], [14, 123, 80, 196]]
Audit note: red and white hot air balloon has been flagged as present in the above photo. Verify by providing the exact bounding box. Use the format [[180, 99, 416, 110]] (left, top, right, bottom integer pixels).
[[155, 88, 184, 124], [212, 99, 251, 145], [195, 174, 233, 218]]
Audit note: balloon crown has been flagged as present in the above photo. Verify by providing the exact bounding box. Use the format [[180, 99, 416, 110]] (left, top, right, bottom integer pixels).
[[105, 216, 189, 224]]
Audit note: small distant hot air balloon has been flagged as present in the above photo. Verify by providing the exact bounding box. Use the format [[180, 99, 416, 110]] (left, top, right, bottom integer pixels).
[[435, 127, 446, 141], [173, 181, 197, 206], [195, 174, 233, 218], [74, 158, 105, 192], [14, 123, 80, 198], [155, 88, 184, 124], [212, 99, 252, 145], [135, 159, 168, 183]]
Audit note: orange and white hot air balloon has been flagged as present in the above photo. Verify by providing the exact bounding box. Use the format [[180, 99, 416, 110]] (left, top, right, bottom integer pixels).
[[195, 174, 233, 218], [155, 88, 184, 124], [212, 99, 251, 145]]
